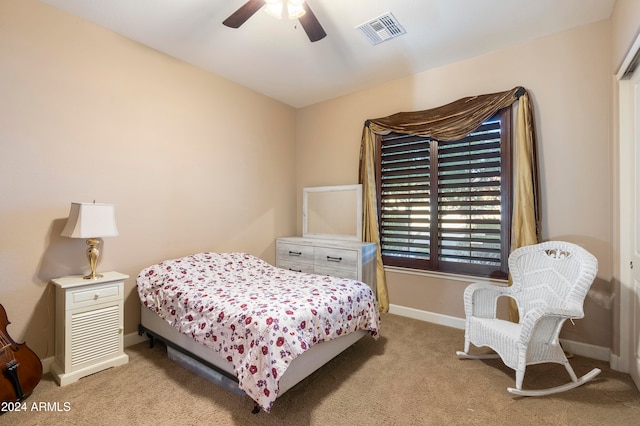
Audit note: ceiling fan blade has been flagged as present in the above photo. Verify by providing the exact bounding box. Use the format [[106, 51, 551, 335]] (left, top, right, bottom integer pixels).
[[299, 2, 326, 42], [223, 0, 265, 28]]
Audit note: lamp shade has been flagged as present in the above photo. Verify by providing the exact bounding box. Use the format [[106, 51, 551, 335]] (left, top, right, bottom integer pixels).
[[61, 202, 119, 238]]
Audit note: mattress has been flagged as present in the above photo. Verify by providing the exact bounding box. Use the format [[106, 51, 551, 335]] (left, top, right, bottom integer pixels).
[[136, 252, 380, 412]]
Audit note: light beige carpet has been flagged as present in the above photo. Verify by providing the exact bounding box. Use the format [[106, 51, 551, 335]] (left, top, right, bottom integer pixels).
[[3, 313, 639, 425]]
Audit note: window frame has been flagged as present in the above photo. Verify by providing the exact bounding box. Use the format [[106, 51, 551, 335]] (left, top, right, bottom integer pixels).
[[375, 107, 512, 279]]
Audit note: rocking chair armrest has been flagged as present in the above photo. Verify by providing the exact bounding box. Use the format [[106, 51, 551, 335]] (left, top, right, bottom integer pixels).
[[464, 282, 513, 318], [518, 306, 584, 343]]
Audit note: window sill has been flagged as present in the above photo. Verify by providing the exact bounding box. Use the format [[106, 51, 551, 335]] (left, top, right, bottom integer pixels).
[[383, 265, 509, 286]]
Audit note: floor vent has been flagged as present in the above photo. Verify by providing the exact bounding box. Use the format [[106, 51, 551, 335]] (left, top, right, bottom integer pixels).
[[356, 12, 406, 45]]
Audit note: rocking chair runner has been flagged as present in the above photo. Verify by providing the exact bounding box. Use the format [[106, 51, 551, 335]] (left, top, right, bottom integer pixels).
[[456, 241, 601, 396]]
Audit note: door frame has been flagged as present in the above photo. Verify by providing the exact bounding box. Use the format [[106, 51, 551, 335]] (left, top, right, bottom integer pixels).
[[616, 31, 640, 386]]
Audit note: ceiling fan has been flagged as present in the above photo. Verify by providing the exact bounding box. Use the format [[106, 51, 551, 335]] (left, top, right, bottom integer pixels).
[[223, 0, 327, 42]]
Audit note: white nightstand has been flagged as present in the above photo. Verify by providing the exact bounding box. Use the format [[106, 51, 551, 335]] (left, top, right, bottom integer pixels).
[[50, 271, 129, 386]]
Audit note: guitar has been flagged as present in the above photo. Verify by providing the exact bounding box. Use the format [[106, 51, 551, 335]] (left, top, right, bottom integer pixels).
[[0, 304, 42, 404]]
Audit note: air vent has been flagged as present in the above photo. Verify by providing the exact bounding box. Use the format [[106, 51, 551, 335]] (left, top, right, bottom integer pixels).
[[356, 12, 406, 45]]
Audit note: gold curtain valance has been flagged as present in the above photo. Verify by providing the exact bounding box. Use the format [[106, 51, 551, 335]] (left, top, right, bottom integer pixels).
[[366, 86, 525, 141]]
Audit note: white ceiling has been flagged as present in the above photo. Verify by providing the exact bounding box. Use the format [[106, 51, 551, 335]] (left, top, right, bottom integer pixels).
[[39, 0, 615, 108]]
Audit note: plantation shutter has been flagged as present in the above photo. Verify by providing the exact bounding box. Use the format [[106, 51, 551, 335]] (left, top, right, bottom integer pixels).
[[437, 115, 509, 276], [378, 109, 511, 277], [379, 134, 431, 268]]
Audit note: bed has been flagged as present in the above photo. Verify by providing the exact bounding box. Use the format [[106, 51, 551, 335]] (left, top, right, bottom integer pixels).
[[136, 252, 380, 413]]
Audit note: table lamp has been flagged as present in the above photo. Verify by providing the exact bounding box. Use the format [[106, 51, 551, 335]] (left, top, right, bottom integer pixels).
[[61, 202, 119, 279]]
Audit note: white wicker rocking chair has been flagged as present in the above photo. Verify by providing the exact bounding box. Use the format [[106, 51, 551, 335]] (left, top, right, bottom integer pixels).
[[456, 241, 601, 396]]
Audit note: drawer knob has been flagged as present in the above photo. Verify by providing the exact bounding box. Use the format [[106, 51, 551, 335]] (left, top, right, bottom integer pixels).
[[288, 251, 302, 256], [93, 294, 100, 300], [326, 256, 343, 262]]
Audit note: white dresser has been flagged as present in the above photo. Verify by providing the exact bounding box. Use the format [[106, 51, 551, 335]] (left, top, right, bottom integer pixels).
[[50, 271, 129, 386], [276, 237, 377, 295]]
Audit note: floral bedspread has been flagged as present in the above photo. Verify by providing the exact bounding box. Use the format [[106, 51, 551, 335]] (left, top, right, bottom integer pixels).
[[136, 252, 380, 412]]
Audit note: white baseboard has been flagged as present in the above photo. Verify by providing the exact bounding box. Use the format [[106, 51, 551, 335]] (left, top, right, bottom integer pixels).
[[388, 303, 610, 362], [558, 338, 610, 362], [41, 356, 55, 375], [389, 304, 466, 330], [125, 330, 148, 348], [608, 352, 630, 373]]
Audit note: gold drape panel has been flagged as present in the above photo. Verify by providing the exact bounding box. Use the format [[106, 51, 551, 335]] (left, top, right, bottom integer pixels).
[[359, 127, 389, 313], [509, 92, 541, 322], [358, 87, 539, 318]]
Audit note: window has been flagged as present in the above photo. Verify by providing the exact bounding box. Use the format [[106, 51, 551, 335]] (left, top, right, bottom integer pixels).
[[376, 107, 512, 279]]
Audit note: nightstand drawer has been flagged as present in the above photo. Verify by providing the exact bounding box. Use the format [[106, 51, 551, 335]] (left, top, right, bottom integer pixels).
[[66, 282, 122, 309], [277, 260, 315, 274], [277, 243, 314, 264], [314, 247, 358, 271]]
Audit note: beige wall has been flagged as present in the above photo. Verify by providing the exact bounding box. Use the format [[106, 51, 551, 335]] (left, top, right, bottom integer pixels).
[[297, 20, 613, 347], [0, 0, 297, 359]]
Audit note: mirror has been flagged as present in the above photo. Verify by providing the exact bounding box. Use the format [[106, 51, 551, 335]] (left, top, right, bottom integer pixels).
[[303, 185, 362, 241]]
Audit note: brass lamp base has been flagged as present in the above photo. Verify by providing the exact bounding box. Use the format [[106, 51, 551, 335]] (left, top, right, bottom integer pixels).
[[83, 272, 104, 280], [83, 237, 103, 280]]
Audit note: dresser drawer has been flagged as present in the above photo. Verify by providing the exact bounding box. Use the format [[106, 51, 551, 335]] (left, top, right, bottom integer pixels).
[[314, 247, 358, 271], [276, 237, 376, 295], [65, 282, 122, 310], [277, 259, 315, 274], [314, 265, 358, 280], [277, 243, 314, 264]]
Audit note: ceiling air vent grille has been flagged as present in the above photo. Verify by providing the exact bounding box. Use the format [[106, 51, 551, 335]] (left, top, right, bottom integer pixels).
[[356, 13, 406, 45]]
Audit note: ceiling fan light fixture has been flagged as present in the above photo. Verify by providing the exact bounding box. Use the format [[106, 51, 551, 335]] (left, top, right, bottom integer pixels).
[[224, 0, 325, 42], [287, 0, 306, 20], [264, 0, 306, 21], [264, 0, 284, 19]]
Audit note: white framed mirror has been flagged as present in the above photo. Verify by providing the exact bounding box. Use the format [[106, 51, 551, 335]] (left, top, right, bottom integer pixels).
[[302, 184, 362, 241]]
